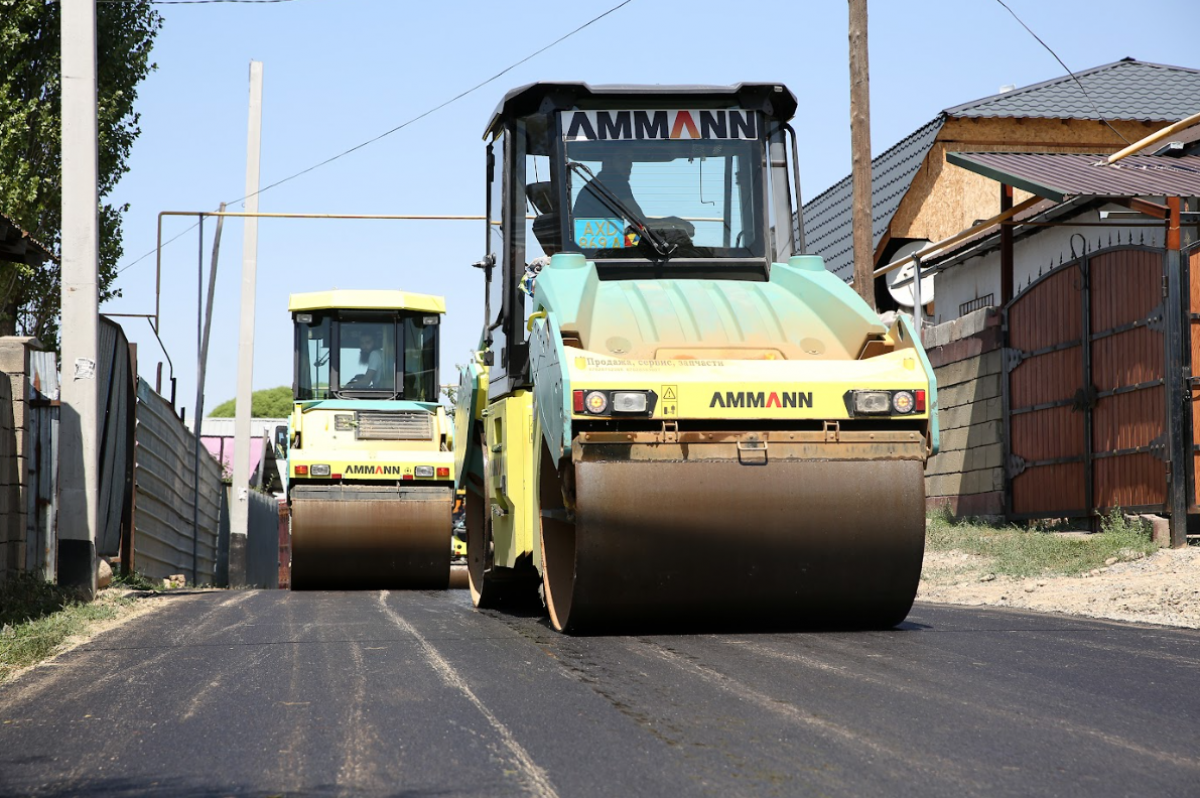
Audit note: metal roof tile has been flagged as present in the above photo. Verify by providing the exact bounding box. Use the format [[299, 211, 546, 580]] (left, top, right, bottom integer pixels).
[[945, 59, 1200, 121], [801, 116, 944, 280]]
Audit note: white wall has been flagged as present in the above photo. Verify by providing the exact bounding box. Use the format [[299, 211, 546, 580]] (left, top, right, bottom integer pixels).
[[933, 203, 1158, 324]]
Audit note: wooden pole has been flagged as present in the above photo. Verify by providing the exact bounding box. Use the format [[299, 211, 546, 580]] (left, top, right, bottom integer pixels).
[[849, 0, 876, 310], [1000, 184, 1014, 304]]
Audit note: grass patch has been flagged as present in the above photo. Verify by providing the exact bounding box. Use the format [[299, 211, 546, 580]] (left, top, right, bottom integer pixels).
[[111, 569, 164, 592], [0, 573, 134, 683], [926, 506, 1159, 579]]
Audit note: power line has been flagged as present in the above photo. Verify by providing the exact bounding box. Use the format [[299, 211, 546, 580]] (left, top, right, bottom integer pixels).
[[114, 0, 634, 275], [224, 0, 633, 207], [993, 0, 1131, 144]]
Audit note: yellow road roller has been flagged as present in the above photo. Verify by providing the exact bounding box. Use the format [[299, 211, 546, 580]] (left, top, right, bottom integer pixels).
[[455, 83, 939, 631], [283, 290, 455, 590]]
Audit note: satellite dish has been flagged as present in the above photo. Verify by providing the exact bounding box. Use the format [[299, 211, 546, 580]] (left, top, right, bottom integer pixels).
[[886, 240, 935, 308]]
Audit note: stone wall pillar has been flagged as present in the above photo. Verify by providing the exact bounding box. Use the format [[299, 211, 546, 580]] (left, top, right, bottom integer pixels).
[[0, 337, 44, 580]]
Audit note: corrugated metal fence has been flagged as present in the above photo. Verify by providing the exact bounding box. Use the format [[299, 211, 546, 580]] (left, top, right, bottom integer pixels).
[[133, 378, 222, 583]]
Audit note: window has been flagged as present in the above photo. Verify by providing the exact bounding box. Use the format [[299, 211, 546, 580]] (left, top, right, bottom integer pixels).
[[403, 317, 438, 402], [563, 137, 764, 260], [339, 318, 396, 392], [296, 315, 331, 400]]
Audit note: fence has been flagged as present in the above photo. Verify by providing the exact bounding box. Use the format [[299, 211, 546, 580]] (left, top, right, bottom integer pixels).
[[133, 377, 222, 583], [216, 486, 282, 588]]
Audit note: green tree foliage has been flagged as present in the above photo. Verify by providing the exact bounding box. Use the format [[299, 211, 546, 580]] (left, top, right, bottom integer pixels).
[[209, 386, 293, 419], [0, 1, 163, 346]]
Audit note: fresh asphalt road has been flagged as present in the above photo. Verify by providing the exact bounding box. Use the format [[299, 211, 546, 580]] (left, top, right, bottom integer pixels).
[[2, 588, 1198, 798]]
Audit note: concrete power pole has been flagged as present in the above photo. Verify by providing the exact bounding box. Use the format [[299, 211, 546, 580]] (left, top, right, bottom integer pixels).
[[59, 0, 101, 596], [229, 61, 264, 587], [849, 0, 877, 311]]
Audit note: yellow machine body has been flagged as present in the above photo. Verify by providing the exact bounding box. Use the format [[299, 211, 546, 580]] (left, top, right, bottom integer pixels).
[[285, 290, 455, 590]]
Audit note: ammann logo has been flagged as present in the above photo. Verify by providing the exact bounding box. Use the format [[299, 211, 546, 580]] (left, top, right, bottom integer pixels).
[[562, 109, 759, 141], [345, 465, 406, 475], [710, 390, 813, 409]]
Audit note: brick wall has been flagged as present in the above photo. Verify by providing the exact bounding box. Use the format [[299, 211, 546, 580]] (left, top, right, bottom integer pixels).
[[922, 308, 1005, 519]]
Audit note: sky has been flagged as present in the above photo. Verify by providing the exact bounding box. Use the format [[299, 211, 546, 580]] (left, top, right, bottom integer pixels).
[[99, 0, 1198, 421]]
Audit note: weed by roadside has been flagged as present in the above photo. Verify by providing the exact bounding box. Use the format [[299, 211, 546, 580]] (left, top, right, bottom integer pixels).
[[0, 574, 134, 683], [926, 507, 1158, 579], [111, 569, 165, 592]]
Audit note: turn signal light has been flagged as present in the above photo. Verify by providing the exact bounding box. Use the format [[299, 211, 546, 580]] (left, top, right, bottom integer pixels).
[[436, 467, 450, 478], [295, 465, 308, 476]]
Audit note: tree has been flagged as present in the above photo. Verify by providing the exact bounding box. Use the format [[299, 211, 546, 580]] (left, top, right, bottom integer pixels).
[[209, 386, 294, 419], [0, 1, 163, 346]]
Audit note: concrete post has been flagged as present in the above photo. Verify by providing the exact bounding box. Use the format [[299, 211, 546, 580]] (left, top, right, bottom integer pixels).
[[58, 0, 101, 596], [229, 61, 263, 585]]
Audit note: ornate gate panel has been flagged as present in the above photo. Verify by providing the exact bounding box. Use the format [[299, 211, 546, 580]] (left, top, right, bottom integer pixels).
[[1189, 244, 1200, 510], [1006, 266, 1087, 517], [1088, 248, 1166, 512], [1004, 245, 1168, 519]]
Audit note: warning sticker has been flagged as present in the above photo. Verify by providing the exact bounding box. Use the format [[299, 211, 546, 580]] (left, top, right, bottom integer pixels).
[[660, 385, 678, 418]]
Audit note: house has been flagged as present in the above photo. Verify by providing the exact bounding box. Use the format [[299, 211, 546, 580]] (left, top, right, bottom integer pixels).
[[802, 58, 1200, 320], [911, 134, 1200, 546]]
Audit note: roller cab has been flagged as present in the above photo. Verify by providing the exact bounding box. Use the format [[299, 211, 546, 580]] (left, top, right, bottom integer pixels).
[[284, 290, 455, 590], [456, 83, 938, 631]]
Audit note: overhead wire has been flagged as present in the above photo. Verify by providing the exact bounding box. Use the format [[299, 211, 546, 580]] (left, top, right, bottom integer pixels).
[[992, 0, 1131, 144], [114, 0, 635, 275]]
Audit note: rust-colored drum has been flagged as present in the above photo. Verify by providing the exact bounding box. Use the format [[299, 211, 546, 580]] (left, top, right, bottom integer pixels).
[[541, 442, 926, 633], [290, 485, 453, 590]]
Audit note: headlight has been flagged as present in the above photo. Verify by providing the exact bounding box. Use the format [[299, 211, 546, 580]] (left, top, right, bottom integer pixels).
[[585, 391, 609, 414], [852, 390, 891, 415], [310, 464, 331, 477], [892, 391, 915, 414], [612, 391, 648, 413], [334, 414, 355, 431], [414, 465, 435, 478]]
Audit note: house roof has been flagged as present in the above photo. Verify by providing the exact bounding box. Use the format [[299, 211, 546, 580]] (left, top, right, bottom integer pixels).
[[947, 151, 1200, 203], [801, 116, 943, 281], [801, 58, 1200, 281], [0, 212, 52, 267], [944, 59, 1200, 121]]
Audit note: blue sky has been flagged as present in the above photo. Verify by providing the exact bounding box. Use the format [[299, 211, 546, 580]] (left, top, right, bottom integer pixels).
[[101, 0, 1197, 418]]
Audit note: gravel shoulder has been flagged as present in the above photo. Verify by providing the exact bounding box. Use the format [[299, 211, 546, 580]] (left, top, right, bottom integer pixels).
[[919, 545, 1200, 628]]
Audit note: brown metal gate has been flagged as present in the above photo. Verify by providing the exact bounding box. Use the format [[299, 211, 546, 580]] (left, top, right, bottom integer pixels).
[[1189, 243, 1200, 511], [1005, 245, 1169, 519]]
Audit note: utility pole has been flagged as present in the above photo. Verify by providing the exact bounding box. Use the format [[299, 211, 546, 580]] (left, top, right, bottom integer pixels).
[[849, 0, 876, 310], [59, 0, 101, 596], [230, 62, 263, 586]]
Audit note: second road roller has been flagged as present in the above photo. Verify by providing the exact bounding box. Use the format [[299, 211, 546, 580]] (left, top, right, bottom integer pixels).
[[455, 82, 940, 632], [283, 290, 455, 589]]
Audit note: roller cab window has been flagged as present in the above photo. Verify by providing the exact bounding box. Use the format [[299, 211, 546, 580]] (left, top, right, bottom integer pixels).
[[292, 311, 439, 402], [559, 109, 766, 264]]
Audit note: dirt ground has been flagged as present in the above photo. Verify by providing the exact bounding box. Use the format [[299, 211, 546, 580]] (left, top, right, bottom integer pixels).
[[918, 545, 1200, 628]]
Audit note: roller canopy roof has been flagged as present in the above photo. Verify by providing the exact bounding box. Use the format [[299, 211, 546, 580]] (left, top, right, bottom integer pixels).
[[288, 290, 445, 314], [484, 81, 798, 138]]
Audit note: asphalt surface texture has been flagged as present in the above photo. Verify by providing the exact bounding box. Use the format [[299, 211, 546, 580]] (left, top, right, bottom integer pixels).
[[2, 588, 1198, 797]]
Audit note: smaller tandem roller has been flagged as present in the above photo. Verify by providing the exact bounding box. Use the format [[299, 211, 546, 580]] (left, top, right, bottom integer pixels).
[[283, 290, 456, 590], [455, 82, 940, 632]]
